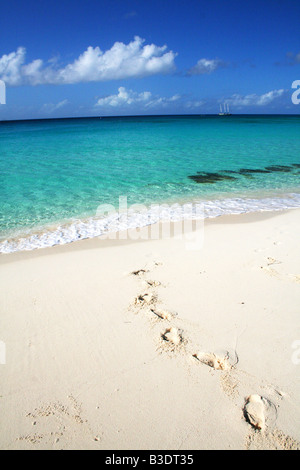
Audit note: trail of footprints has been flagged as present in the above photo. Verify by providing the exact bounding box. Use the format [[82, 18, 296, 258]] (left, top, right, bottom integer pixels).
[[130, 262, 300, 451]]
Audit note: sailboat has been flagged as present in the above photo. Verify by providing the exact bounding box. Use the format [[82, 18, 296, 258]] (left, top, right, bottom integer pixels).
[[225, 103, 231, 115], [219, 104, 225, 116], [219, 103, 232, 116]]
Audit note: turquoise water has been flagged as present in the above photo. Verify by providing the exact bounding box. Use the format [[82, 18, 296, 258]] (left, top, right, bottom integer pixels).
[[0, 115, 300, 252]]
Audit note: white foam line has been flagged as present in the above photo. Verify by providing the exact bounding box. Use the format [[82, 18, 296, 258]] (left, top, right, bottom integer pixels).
[[1, 193, 300, 254]]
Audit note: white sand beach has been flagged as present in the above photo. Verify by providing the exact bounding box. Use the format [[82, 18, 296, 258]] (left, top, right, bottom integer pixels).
[[0, 209, 299, 450]]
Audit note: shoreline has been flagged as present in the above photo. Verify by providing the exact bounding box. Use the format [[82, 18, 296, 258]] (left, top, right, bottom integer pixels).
[[1, 190, 300, 255], [0, 207, 294, 262], [0, 208, 299, 449]]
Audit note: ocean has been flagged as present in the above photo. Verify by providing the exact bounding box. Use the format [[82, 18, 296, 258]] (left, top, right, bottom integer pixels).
[[0, 114, 299, 253]]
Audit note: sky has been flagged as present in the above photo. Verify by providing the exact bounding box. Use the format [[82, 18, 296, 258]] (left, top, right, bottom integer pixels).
[[0, 0, 300, 119]]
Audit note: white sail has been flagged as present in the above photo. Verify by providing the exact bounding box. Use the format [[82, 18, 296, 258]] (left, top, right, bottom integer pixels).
[[219, 102, 231, 115]]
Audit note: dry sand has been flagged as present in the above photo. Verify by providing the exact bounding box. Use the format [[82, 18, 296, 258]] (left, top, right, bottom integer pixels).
[[0, 209, 299, 450]]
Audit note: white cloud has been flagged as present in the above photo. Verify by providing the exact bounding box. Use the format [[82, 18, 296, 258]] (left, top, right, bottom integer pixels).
[[96, 87, 152, 107], [95, 87, 181, 109], [187, 58, 226, 75], [0, 47, 25, 85], [0, 37, 177, 86], [145, 93, 181, 108], [227, 89, 285, 107]]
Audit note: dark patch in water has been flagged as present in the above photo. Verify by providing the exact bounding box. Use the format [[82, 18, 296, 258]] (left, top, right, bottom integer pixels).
[[188, 163, 300, 184], [264, 165, 292, 172], [188, 172, 237, 184]]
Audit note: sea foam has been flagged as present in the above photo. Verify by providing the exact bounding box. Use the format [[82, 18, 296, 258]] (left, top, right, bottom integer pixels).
[[1, 193, 300, 254]]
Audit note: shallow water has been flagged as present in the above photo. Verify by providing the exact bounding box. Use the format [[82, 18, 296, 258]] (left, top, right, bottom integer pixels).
[[0, 115, 299, 253]]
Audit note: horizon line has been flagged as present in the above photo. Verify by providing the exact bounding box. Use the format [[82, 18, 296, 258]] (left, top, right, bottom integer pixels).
[[0, 112, 299, 124]]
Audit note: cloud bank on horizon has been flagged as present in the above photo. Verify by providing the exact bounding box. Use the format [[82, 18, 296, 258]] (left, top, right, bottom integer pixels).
[[227, 89, 286, 107], [0, 36, 290, 116], [95, 87, 181, 109], [94, 86, 287, 112], [0, 32, 289, 118]]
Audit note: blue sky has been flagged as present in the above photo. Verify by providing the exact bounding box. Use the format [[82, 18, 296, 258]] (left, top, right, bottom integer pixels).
[[0, 0, 300, 119]]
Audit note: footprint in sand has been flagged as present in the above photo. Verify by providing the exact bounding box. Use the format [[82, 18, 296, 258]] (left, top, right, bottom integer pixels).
[[131, 261, 163, 276], [134, 292, 156, 307], [161, 327, 183, 347], [131, 269, 149, 276], [144, 279, 162, 288], [131, 265, 163, 291], [193, 351, 235, 371], [151, 307, 173, 321], [243, 395, 268, 431], [243, 395, 300, 450], [243, 394, 277, 432], [193, 351, 240, 398]]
